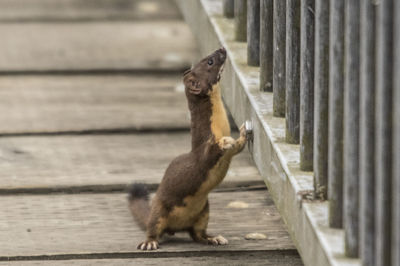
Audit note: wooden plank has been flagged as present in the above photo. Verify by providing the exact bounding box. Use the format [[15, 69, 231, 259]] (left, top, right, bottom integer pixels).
[[285, 0, 300, 144], [393, 1, 400, 265], [0, 0, 181, 22], [0, 75, 189, 134], [260, 0, 274, 92], [299, 0, 314, 171], [0, 191, 296, 258], [223, 0, 235, 18], [313, 0, 329, 199], [375, 0, 394, 264], [328, 0, 344, 229], [247, 0, 260, 66], [0, 22, 196, 73], [0, 133, 262, 191], [343, 0, 360, 258], [234, 0, 247, 42], [0, 254, 303, 266], [359, 1, 376, 265], [272, 0, 286, 117]]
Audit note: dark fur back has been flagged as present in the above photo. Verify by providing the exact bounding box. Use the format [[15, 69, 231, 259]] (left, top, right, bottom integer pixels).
[[128, 183, 150, 231]]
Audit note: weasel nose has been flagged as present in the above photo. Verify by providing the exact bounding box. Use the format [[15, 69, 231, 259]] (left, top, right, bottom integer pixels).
[[218, 47, 226, 60]]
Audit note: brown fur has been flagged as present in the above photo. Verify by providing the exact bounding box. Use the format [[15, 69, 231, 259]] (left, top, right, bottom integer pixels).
[[129, 48, 246, 250]]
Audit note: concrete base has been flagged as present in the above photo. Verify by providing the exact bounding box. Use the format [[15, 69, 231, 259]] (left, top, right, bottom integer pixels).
[[175, 1, 361, 265]]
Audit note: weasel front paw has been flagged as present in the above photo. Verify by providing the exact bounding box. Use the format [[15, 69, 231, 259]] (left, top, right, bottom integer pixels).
[[218, 137, 236, 150], [137, 240, 159, 250], [207, 235, 229, 245], [239, 123, 247, 140]]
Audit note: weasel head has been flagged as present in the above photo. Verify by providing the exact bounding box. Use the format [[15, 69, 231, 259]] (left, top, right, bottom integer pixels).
[[183, 47, 226, 99]]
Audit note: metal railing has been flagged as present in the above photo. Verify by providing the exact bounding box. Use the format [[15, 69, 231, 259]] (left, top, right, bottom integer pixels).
[[223, 0, 399, 265]]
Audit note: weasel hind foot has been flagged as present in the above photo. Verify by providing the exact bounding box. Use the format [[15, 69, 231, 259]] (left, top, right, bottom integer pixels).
[[137, 240, 159, 250], [207, 235, 229, 245]]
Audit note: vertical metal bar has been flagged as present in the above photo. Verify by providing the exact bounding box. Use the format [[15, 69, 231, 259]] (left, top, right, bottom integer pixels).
[[343, 0, 360, 258], [375, 0, 394, 265], [247, 0, 260, 66], [285, 0, 300, 144], [328, 0, 344, 228], [223, 0, 235, 18], [300, 0, 314, 171], [273, 0, 286, 116], [260, 0, 273, 91], [359, 1, 376, 265], [392, 2, 400, 263], [234, 0, 247, 42], [313, 0, 329, 199]]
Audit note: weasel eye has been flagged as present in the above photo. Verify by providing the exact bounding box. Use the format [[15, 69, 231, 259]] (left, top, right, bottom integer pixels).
[[207, 59, 214, 65]]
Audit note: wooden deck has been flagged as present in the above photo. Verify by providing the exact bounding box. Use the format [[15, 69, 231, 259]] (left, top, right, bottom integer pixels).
[[0, 1, 302, 265]]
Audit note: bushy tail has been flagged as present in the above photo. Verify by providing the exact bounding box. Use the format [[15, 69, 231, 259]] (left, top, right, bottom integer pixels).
[[128, 183, 150, 231]]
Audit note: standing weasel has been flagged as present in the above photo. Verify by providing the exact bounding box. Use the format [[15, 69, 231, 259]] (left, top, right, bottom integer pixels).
[[129, 47, 247, 250]]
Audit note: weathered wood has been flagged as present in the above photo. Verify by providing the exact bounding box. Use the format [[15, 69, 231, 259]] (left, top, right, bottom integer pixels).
[[328, 0, 344, 229], [273, 0, 286, 117], [299, 0, 314, 171], [234, 0, 247, 42], [393, 2, 400, 265], [0, 134, 262, 191], [343, 0, 360, 257], [285, 0, 300, 144], [359, 1, 376, 265], [0, 0, 181, 22], [0, 254, 304, 266], [260, 0, 274, 92], [375, 0, 394, 265], [313, 0, 329, 199], [247, 0, 260, 66], [0, 75, 190, 134], [223, 0, 235, 18], [0, 191, 296, 258], [0, 22, 196, 73]]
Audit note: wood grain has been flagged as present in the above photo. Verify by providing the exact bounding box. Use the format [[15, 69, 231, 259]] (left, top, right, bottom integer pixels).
[[0, 0, 181, 22], [0, 133, 262, 191], [0, 22, 196, 73], [0, 75, 190, 134], [0, 191, 295, 258]]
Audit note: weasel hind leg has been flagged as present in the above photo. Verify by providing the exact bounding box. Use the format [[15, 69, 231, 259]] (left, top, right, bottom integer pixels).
[[137, 212, 166, 251], [188, 201, 229, 246]]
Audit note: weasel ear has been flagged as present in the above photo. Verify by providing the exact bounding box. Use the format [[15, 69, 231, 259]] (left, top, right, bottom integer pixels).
[[184, 75, 202, 95]]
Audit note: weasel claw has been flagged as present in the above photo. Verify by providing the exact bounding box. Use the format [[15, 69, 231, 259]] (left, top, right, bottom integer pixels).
[[208, 235, 229, 245], [137, 240, 159, 251]]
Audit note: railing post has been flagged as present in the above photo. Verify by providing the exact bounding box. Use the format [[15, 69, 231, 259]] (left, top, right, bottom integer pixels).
[[247, 0, 260, 66], [313, 0, 329, 198], [328, 0, 344, 228], [299, 0, 314, 171], [260, 0, 274, 91], [375, 0, 394, 265], [234, 0, 247, 41], [285, 0, 300, 144], [343, 0, 360, 258], [393, 2, 400, 263], [273, 0, 286, 116], [223, 0, 235, 18], [359, 0, 376, 265]]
